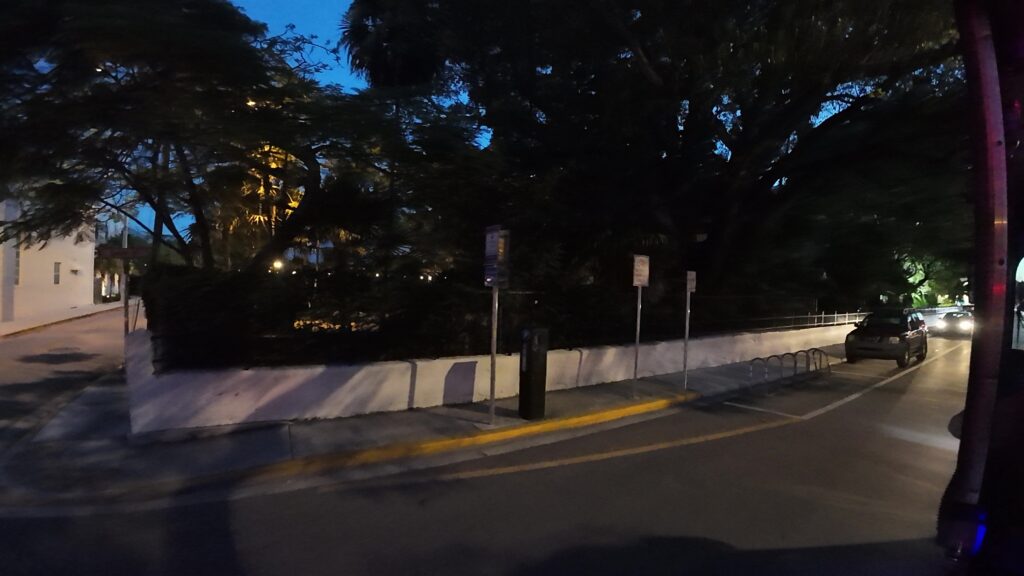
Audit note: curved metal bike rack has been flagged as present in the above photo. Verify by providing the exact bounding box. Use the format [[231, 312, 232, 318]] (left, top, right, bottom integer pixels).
[[749, 357, 768, 382], [794, 349, 811, 375], [807, 348, 832, 375], [765, 354, 785, 381], [748, 348, 833, 383], [780, 352, 799, 377]]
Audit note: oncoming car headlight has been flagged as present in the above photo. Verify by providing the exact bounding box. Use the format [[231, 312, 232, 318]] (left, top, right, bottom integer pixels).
[[959, 320, 974, 331], [935, 319, 948, 329]]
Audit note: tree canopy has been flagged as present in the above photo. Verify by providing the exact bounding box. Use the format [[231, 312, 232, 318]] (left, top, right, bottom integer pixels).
[[0, 0, 427, 274], [0, 1, 977, 362], [343, 0, 971, 310]]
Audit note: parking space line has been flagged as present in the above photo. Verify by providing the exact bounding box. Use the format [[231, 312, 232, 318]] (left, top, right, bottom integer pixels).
[[801, 343, 966, 420], [722, 401, 804, 420], [829, 370, 883, 379]]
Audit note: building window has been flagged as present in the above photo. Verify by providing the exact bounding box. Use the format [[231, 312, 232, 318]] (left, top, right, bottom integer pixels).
[[53, 262, 61, 285]]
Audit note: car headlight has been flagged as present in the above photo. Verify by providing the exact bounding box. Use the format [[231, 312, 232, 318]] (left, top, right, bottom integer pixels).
[[887, 337, 901, 344], [935, 320, 947, 329], [959, 320, 974, 331]]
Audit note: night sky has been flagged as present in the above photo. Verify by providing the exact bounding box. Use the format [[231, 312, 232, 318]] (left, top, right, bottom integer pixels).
[[233, 0, 365, 90]]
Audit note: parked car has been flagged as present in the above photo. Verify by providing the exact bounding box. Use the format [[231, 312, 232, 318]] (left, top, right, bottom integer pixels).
[[845, 309, 928, 368], [932, 311, 975, 336]]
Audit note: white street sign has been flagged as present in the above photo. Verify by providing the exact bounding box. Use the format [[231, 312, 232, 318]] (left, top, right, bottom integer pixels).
[[686, 270, 697, 293], [633, 255, 650, 287]]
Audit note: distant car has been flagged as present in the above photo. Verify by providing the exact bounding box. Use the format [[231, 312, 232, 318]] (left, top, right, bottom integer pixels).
[[845, 309, 928, 368], [932, 311, 975, 336]]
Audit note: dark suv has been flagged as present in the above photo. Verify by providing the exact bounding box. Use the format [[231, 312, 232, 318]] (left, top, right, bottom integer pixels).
[[845, 309, 928, 368]]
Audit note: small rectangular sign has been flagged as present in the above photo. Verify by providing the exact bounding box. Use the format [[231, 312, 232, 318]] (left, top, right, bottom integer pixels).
[[686, 270, 696, 293], [485, 226, 510, 288], [633, 255, 650, 287], [96, 246, 149, 259]]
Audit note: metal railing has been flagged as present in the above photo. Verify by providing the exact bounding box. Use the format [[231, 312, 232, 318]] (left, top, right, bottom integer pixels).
[[697, 311, 868, 335]]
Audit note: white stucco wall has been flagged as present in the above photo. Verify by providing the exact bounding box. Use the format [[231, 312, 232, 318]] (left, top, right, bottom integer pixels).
[[0, 200, 17, 322], [128, 325, 849, 434], [0, 200, 96, 322], [13, 234, 96, 318]]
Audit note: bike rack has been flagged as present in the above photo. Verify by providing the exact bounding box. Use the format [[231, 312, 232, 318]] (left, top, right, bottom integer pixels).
[[765, 354, 785, 381], [794, 349, 810, 376], [808, 348, 832, 375], [749, 357, 768, 381], [747, 348, 833, 383], [780, 351, 798, 378]]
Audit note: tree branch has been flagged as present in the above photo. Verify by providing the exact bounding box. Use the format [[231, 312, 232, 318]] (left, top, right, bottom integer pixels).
[[598, 0, 664, 87], [108, 157, 193, 260], [173, 143, 215, 268]]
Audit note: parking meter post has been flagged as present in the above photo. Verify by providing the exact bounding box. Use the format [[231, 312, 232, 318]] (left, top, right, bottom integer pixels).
[[519, 328, 548, 420]]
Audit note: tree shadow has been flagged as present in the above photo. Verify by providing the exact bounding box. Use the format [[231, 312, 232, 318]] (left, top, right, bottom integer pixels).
[[0, 370, 105, 448], [18, 352, 100, 365]]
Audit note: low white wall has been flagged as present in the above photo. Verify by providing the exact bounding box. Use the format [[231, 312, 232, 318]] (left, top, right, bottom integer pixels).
[[128, 325, 850, 434]]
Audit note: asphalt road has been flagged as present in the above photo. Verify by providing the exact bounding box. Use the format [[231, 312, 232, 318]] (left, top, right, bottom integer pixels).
[[0, 336, 969, 576], [0, 311, 124, 451]]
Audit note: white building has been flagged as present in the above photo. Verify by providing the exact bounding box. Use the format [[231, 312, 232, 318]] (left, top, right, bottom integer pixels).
[[0, 200, 96, 323]]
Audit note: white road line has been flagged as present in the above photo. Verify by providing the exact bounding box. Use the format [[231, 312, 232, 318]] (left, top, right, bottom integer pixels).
[[722, 401, 804, 420], [829, 370, 881, 378], [801, 343, 966, 420]]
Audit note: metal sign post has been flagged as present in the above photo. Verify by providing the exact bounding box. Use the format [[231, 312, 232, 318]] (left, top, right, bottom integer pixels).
[[489, 284, 499, 423], [683, 270, 696, 391], [632, 255, 650, 399], [121, 222, 129, 338], [485, 226, 510, 425], [97, 239, 148, 360], [96, 244, 149, 338]]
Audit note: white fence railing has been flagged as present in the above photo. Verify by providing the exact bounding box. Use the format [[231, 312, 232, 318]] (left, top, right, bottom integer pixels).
[[696, 312, 869, 334]]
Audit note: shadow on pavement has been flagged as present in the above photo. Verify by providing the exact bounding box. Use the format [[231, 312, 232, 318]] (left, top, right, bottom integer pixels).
[[508, 536, 956, 576], [17, 352, 100, 365], [0, 516, 150, 576], [159, 490, 246, 576], [0, 371, 105, 448]]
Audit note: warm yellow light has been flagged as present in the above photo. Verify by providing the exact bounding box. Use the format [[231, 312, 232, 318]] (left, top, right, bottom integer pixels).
[[246, 99, 257, 108], [272, 260, 284, 270]]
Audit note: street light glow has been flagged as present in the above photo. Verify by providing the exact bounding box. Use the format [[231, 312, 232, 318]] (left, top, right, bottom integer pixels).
[[272, 260, 283, 271]]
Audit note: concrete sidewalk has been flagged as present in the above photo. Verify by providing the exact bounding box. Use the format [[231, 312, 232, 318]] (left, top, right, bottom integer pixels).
[[0, 300, 130, 337], [0, 344, 844, 505]]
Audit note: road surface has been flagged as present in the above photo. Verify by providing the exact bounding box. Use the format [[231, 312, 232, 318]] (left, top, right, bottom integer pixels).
[[0, 335, 968, 575], [0, 311, 124, 452]]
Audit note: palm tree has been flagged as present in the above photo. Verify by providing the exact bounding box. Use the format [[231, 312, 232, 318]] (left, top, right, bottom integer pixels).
[[341, 0, 442, 88]]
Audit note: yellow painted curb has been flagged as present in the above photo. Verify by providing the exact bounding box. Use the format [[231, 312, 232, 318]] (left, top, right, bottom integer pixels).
[[18, 390, 702, 503], [245, 390, 701, 483]]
